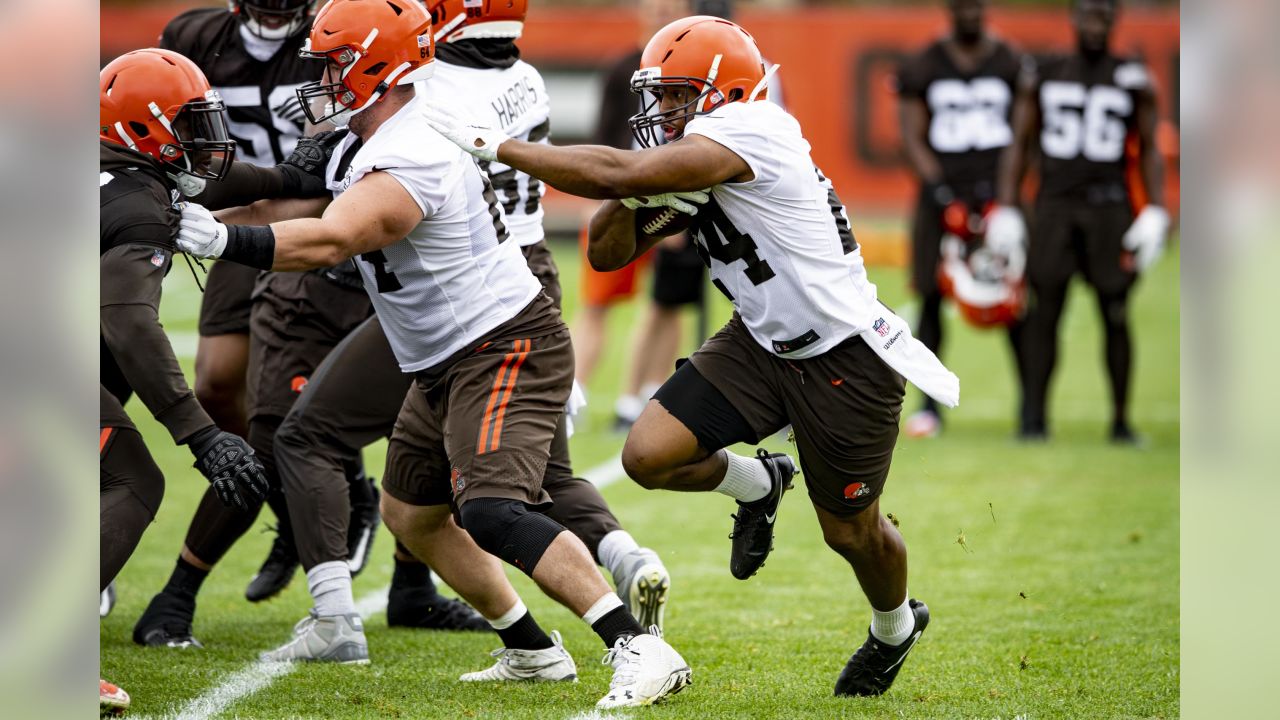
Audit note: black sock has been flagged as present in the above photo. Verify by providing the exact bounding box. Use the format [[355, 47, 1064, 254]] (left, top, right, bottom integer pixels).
[[163, 557, 208, 599], [496, 612, 554, 650], [591, 606, 646, 648], [391, 554, 438, 595]]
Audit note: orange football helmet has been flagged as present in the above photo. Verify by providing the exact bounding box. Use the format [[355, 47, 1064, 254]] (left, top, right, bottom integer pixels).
[[936, 203, 1026, 328], [424, 0, 527, 43], [100, 48, 236, 190], [628, 15, 773, 147], [296, 0, 436, 126]]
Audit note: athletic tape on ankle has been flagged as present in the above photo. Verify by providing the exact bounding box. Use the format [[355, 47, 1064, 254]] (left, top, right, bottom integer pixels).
[[581, 593, 624, 626]]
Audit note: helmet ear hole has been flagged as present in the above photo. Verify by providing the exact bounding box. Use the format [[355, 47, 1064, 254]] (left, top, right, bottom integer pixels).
[[364, 61, 388, 76], [727, 88, 743, 102], [128, 121, 150, 138]]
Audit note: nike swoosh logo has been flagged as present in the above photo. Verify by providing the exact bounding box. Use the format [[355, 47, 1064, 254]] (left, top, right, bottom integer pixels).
[[882, 630, 922, 674], [765, 510, 778, 524]]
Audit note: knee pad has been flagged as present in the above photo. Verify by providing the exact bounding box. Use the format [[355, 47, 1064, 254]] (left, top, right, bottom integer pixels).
[[458, 498, 564, 576]]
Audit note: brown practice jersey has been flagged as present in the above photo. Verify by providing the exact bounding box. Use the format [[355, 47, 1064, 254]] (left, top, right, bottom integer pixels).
[[161, 8, 318, 167], [99, 141, 213, 440], [897, 39, 1023, 190], [1030, 52, 1154, 202]]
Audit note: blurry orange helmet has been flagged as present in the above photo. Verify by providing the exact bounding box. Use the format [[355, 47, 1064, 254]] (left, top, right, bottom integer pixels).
[[628, 15, 774, 147], [937, 204, 1026, 328], [424, 0, 527, 43], [296, 0, 436, 126], [100, 48, 236, 194]]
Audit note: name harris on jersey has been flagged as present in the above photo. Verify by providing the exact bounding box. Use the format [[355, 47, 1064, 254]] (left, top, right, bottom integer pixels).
[[491, 77, 538, 130]]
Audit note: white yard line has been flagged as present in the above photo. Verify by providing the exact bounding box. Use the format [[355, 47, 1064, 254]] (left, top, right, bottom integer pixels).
[[136, 586, 390, 720], [581, 451, 626, 489]]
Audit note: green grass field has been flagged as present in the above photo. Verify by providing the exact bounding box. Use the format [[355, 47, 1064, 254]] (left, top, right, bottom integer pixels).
[[101, 237, 1179, 719]]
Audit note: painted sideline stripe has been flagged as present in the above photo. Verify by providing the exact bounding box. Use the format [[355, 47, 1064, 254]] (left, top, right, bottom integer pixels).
[[581, 451, 626, 489], [134, 587, 390, 720]]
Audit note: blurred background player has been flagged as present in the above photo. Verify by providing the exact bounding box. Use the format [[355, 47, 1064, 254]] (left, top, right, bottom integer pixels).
[[99, 47, 270, 712], [992, 0, 1169, 442], [896, 0, 1025, 438]]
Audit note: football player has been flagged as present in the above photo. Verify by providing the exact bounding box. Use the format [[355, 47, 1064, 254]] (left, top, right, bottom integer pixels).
[[990, 0, 1169, 442], [244, 0, 674, 642], [156, 0, 321, 604], [99, 48, 271, 714], [177, 0, 692, 707], [897, 0, 1026, 438], [426, 15, 961, 698]]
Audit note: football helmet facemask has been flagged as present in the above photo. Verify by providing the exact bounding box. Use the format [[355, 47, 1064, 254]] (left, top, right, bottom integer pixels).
[[295, 0, 435, 126], [100, 48, 236, 196], [628, 15, 775, 148], [230, 0, 315, 41]]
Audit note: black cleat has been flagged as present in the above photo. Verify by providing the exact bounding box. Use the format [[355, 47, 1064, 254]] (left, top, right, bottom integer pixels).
[[346, 478, 380, 577], [387, 591, 489, 631], [727, 449, 796, 580], [834, 599, 929, 697], [246, 527, 300, 602], [132, 591, 202, 648], [1109, 422, 1146, 447]]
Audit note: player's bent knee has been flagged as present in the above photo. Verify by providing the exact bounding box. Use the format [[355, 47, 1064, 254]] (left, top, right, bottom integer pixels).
[[458, 498, 564, 576], [620, 440, 671, 490]]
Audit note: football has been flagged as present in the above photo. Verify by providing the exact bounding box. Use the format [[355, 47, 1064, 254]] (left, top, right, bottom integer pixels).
[[636, 205, 695, 237]]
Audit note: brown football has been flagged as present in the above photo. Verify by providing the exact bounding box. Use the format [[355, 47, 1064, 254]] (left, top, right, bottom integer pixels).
[[635, 205, 695, 237]]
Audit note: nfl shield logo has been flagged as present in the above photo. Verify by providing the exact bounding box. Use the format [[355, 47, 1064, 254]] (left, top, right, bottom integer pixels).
[[873, 318, 889, 337], [150, 250, 165, 267]]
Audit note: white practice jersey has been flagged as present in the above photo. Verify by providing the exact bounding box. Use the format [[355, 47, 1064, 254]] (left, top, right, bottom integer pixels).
[[325, 97, 540, 372], [424, 60, 550, 247], [683, 101, 879, 359]]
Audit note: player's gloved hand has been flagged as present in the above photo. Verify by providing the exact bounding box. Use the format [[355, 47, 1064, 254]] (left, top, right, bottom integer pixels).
[[185, 426, 270, 511], [422, 105, 509, 162], [1122, 205, 1170, 273], [621, 190, 710, 216], [276, 129, 348, 197], [984, 205, 1028, 258], [176, 202, 228, 258]]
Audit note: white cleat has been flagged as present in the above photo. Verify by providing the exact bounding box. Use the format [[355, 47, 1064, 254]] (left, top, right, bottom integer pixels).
[[596, 628, 692, 708], [613, 549, 670, 633], [459, 630, 577, 682], [260, 610, 369, 664]]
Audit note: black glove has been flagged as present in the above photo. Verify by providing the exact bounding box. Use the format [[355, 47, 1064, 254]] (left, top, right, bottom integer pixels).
[[186, 426, 270, 510], [276, 129, 349, 197]]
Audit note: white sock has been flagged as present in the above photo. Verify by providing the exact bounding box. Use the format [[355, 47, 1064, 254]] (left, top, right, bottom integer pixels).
[[614, 394, 646, 422], [870, 595, 914, 646], [488, 599, 527, 629], [581, 593, 623, 626], [715, 451, 772, 503], [307, 561, 356, 617], [597, 529, 641, 578]]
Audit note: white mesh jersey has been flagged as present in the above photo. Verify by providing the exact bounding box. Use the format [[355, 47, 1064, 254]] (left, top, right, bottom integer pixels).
[[325, 96, 540, 372], [423, 60, 551, 247], [682, 101, 879, 359]]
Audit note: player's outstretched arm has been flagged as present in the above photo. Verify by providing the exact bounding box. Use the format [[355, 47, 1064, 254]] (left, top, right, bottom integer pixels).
[[176, 172, 421, 272], [424, 105, 749, 198], [214, 196, 332, 226]]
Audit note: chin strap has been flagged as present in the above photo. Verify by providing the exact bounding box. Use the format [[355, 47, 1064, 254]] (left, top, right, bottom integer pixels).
[[747, 63, 780, 103]]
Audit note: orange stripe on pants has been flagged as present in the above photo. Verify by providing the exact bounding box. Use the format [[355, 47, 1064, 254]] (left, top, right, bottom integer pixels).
[[477, 340, 524, 454], [485, 339, 532, 454], [99, 427, 114, 455]]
